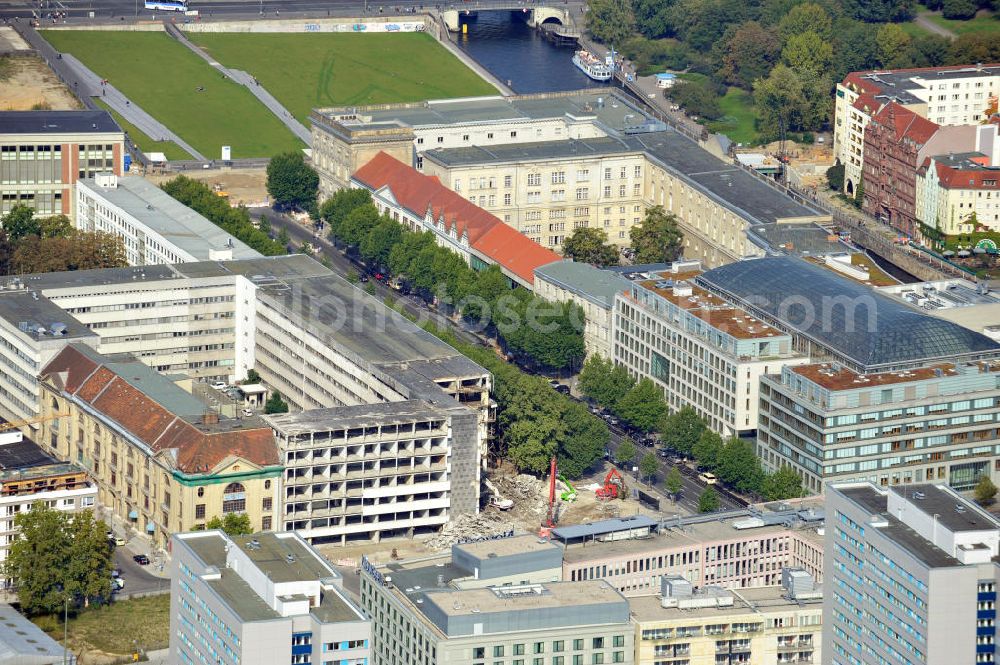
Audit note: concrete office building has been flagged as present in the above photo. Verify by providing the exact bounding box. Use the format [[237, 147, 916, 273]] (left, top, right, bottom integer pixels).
[[631, 571, 823, 665], [38, 344, 281, 547], [916, 146, 1000, 236], [555, 510, 824, 597], [691, 257, 1000, 493], [877, 277, 1000, 340], [0, 433, 97, 576], [0, 110, 124, 218], [825, 482, 1000, 665], [171, 530, 370, 665], [0, 602, 77, 665], [833, 64, 1000, 197], [361, 533, 634, 665], [533, 261, 634, 359], [266, 401, 472, 544], [0, 287, 99, 424], [75, 174, 261, 265], [312, 90, 832, 267], [612, 260, 809, 436]]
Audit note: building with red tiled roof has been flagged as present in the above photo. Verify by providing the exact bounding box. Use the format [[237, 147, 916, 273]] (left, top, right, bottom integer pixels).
[[833, 63, 999, 198], [352, 152, 559, 287], [861, 102, 980, 236], [916, 136, 1000, 235], [38, 343, 280, 548]]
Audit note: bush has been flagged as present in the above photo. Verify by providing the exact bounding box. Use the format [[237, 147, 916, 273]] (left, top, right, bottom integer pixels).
[[941, 0, 978, 19], [826, 163, 845, 191], [668, 80, 723, 120]]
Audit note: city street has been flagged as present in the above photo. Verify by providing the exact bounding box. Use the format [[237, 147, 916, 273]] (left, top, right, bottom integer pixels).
[[113, 547, 171, 597]]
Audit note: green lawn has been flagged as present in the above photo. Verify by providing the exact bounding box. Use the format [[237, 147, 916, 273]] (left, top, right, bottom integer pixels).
[[186, 32, 497, 124], [900, 19, 931, 38], [95, 99, 192, 162], [41, 30, 303, 158], [926, 11, 1000, 35], [707, 87, 760, 146], [34, 594, 170, 655]]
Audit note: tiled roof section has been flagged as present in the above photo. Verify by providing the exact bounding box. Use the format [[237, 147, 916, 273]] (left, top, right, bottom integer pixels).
[[870, 102, 939, 145], [934, 160, 1000, 190], [40, 345, 278, 474], [353, 152, 560, 284]]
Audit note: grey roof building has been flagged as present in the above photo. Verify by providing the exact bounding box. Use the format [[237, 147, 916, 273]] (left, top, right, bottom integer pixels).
[[170, 530, 370, 665], [0, 603, 74, 665], [362, 533, 634, 665], [75, 175, 260, 266], [0, 110, 120, 135], [824, 482, 1000, 665]]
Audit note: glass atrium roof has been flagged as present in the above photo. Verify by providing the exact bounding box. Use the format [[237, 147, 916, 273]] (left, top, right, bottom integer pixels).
[[697, 257, 1000, 370]]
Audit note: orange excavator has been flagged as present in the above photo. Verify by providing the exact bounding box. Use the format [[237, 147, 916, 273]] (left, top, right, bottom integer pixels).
[[596, 467, 626, 500]]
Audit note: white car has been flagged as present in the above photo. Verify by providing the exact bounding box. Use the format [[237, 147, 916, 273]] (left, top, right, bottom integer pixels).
[[210, 381, 227, 390], [241, 408, 254, 417], [698, 472, 718, 485]]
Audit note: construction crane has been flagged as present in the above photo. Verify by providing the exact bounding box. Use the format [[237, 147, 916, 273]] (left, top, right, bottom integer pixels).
[[0, 413, 69, 434], [545, 456, 558, 528]]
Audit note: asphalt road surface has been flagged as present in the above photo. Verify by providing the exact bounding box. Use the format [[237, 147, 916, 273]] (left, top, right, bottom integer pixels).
[[113, 547, 170, 596]]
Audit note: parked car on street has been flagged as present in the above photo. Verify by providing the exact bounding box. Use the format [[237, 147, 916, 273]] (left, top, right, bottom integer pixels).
[[211, 381, 227, 390], [698, 472, 718, 485], [133, 554, 150, 565]]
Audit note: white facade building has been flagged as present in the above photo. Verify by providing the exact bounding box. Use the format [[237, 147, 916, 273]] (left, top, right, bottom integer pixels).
[[75, 175, 260, 266]]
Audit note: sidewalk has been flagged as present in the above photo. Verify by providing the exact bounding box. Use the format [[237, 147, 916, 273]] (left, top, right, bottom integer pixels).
[[105, 513, 172, 580]]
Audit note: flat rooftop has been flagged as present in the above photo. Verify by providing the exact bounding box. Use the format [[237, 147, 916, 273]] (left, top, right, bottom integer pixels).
[[789, 362, 959, 392], [628, 584, 822, 622], [890, 484, 1000, 533], [533, 260, 633, 308], [0, 290, 98, 342], [847, 65, 1000, 106], [457, 533, 560, 559], [0, 439, 57, 473], [78, 176, 261, 262], [423, 135, 643, 167], [0, 460, 88, 484], [0, 109, 121, 135], [229, 532, 338, 583], [423, 580, 619, 617], [264, 399, 448, 435]]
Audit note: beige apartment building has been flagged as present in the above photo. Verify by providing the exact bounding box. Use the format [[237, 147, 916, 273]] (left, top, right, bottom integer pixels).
[[312, 91, 830, 267], [38, 344, 280, 548]]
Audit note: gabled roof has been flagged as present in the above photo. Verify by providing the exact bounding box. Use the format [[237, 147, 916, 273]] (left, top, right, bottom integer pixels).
[[869, 102, 939, 145], [353, 152, 560, 285], [40, 344, 278, 475], [932, 159, 1000, 190]]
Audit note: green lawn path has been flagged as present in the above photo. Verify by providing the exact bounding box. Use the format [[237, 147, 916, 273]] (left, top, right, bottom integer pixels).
[[41, 30, 303, 158], [186, 32, 497, 124], [926, 11, 1000, 35], [94, 99, 192, 162]]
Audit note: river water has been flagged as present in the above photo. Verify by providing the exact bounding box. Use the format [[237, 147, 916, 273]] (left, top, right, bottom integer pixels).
[[453, 10, 601, 94]]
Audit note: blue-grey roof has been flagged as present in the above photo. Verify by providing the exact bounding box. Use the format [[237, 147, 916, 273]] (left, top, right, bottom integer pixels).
[[534, 260, 632, 308], [551, 515, 657, 541], [0, 110, 121, 135], [698, 257, 1000, 370], [0, 603, 69, 665]]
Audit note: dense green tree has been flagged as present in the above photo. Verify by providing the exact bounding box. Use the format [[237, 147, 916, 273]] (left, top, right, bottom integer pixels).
[[3, 507, 112, 615], [359, 217, 404, 267], [661, 407, 707, 455], [753, 64, 831, 143], [631, 0, 678, 38], [243, 369, 261, 384], [39, 214, 73, 239], [264, 391, 289, 414], [668, 80, 723, 120], [206, 513, 253, 535], [948, 33, 1000, 64], [615, 439, 638, 467], [669, 0, 755, 53], [1, 204, 40, 243], [698, 486, 720, 512], [502, 375, 564, 474], [587, 0, 636, 45], [461, 264, 509, 323], [909, 34, 950, 67], [975, 475, 998, 506], [830, 20, 881, 81], [578, 355, 636, 410], [11, 231, 127, 274], [639, 452, 659, 483], [562, 227, 619, 266], [630, 206, 684, 264], [875, 23, 913, 68], [717, 437, 765, 494], [0, 229, 11, 276], [843, 0, 914, 23], [777, 3, 833, 41], [616, 378, 668, 432], [665, 466, 684, 499], [763, 466, 804, 501], [338, 204, 380, 247], [716, 22, 782, 89], [692, 430, 724, 470], [266, 151, 319, 212], [942, 0, 978, 18], [163, 176, 285, 255], [782, 31, 833, 74], [826, 164, 845, 191], [320, 188, 372, 238], [560, 401, 610, 477]]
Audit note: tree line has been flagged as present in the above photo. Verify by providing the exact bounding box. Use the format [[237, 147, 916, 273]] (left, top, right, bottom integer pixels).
[[579, 355, 804, 501], [320, 189, 586, 371], [588, 0, 1000, 144], [0, 205, 126, 275], [562, 205, 685, 266], [162, 176, 288, 256]]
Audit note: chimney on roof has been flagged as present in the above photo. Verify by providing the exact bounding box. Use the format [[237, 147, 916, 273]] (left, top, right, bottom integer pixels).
[[202, 411, 219, 426]]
